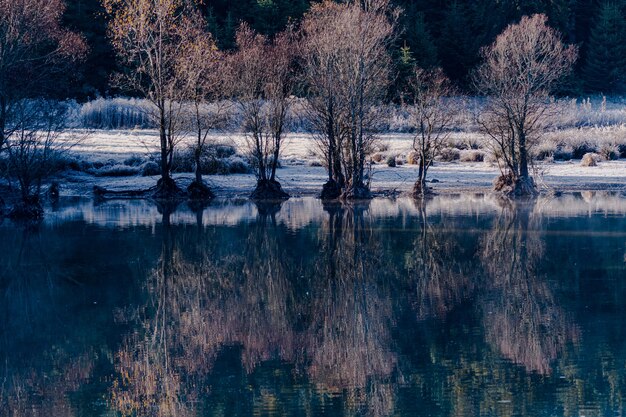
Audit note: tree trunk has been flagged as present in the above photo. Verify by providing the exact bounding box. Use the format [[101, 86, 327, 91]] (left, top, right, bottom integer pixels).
[[194, 147, 202, 184], [159, 106, 169, 181], [519, 131, 530, 179], [270, 137, 280, 182]]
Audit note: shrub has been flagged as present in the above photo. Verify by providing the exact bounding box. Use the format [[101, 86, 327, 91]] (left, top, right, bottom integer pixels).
[[437, 148, 461, 162], [91, 164, 140, 177], [599, 144, 619, 161], [581, 153, 600, 167], [209, 144, 237, 159], [171, 149, 195, 173], [533, 142, 554, 161], [77, 97, 155, 129], [459, 150, 485, 162], [124, 154, 146, 167], [407, 151, 420, 165], [375, 143, 390, 152], [553, 145, 573, 161], [226, 156, 250, 174], [52, 154, 83, 172], [386, 155, 396, 167], [572, 143, 597, 159], [141, 161, 161, 176], [371, 152, 384, 163]]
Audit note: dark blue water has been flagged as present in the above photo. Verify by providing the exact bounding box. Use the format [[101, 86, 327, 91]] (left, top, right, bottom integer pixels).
[[1, 194, 625, 416]]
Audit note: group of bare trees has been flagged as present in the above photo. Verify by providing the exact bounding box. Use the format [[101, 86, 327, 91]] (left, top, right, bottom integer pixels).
[[302, 0, 398, 199], [103, 0, 223, 198], [0, 0, 581, 218]]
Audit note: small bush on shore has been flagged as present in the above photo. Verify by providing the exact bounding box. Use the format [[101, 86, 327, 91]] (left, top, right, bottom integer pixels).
[[581, 152, 601, 166], [437, 148, 460, 162], [459, 150, 485, 162], [91, 164, 141, 177], [141, 161, 161, 176], [599, 144, 619, 161], [572, 143, 597, 159], [553, 145, 574, 161], [123, 155, 146, 167]]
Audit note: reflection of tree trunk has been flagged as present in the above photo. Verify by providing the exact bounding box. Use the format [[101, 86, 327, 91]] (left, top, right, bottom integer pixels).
[[409, 200, 473, 320]]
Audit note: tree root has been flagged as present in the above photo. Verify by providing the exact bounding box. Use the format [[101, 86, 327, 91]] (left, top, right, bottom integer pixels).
[[320, 180, 343, 200], [494, 173, 538, 197], [341, 183, 372, 200], [187, 180, 215, 201], [250, 179, 289, 200]]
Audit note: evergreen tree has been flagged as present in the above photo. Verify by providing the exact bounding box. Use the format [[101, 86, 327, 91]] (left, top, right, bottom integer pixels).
[[583, 1, 626, 92], [406, 11, 438, 69]]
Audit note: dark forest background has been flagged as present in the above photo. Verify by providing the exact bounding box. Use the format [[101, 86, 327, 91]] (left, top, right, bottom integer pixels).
[[63, 0, 626, 99]]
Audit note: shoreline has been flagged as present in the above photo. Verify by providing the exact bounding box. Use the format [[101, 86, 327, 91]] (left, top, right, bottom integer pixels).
[[57, 161, 626, 199]]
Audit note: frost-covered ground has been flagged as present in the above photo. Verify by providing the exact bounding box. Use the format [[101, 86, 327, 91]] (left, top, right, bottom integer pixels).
[[58, 130, 626, 197]]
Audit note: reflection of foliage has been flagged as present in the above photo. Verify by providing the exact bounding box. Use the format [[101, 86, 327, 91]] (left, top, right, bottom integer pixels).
[[480, 204, 579, 375], [11, 197, 626, 415], [307, 206, 398, 416], [110, 204, 401, 416], [109, 211, 296, 416]]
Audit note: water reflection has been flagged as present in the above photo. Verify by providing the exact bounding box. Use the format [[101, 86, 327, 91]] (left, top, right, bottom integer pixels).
[[0, 195, 625, 416], [479, 201, 579, 375], [407, 199, 476, 320]]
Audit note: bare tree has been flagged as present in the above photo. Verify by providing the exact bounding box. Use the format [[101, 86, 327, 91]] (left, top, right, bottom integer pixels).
[[228, 24, 297, 200], [301, 1, 348, 200], [3, 101, 78, 219], [175, 10, 227, 200], [104, 0, 201, 198], [407, 68, 456, 197], [0, 0, 86, 153], [301, 0, 397, 200], [473, 14, 577, 197]]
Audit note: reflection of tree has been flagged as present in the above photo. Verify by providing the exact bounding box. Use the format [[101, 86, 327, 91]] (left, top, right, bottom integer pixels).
[[110, 201, 401, 416], [109, 202, 297, 415], [306, 203, 397, 416], [406, 200, 475, 320], [479, 203, 579, 375], [110, 206, 192, 417]]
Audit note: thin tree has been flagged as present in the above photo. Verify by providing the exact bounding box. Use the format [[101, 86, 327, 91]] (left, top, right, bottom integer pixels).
[[301, 1, 347, 199], [3, 101, 78, 219], [473, 14, 577, 196], [407, 67, 456, 197], [228, 24, 297, 200], [103, 0, 198, 197], [176, 10, 226, 200]]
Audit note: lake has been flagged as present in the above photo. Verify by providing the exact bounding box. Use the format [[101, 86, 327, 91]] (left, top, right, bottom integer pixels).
[[1, 193, 626, 416]]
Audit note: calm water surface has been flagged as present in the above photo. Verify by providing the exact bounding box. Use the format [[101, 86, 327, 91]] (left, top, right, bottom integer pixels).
[[1, 194, 626, 416]]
